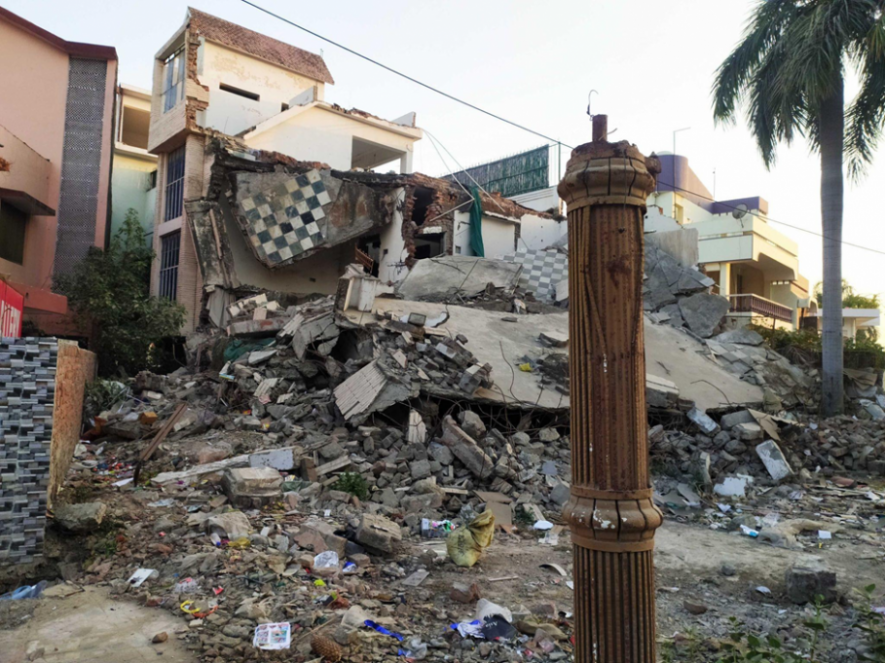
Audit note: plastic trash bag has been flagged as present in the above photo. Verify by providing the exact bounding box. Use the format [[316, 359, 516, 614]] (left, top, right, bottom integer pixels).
[[447, 509, 495, 567], [0, 581, 47, 601], [313, 551, 339, 569]]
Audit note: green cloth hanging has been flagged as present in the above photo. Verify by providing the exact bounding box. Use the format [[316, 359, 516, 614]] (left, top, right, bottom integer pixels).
[[469, 188, 485, 257]]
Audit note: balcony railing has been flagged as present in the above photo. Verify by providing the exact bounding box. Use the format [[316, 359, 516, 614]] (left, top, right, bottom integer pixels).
[[728, 294, 793, 323]]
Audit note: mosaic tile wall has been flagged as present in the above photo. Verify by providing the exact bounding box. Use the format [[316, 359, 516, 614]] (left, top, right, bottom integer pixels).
[[0, 338, 57, 565], [238, 169, 332, 266]]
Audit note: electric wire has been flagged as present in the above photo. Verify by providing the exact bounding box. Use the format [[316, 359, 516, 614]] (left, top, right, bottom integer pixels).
[[239, 0, 885, 259]]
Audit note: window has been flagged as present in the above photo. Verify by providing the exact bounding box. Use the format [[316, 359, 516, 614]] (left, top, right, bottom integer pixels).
[[219, 83, 260, 101], [164, 146, 185, 221], [163, 48, 185, 113], [147, 169, 158, 191], [0, 202, 27, 265], [158, 232, 180, 300], [120, 106, 150, 149]]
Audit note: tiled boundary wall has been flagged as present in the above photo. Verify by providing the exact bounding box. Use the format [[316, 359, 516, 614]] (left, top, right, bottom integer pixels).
[[0, 338, 95, 566]]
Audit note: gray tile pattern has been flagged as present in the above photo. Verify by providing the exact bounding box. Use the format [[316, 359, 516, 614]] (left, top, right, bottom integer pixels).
[[502, 248, 568, 301], [0, 338, 57, 566]]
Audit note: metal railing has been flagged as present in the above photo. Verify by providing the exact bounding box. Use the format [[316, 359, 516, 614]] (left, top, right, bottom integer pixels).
[[728, 293, 793, 323]]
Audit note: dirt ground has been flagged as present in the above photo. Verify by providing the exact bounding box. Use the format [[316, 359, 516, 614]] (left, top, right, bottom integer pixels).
[[1, 519, 880, 662], [0, 586, 194, 663]]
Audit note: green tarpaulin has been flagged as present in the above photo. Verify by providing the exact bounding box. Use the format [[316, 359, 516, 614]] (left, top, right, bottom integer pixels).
[[469, 188, 485, 257]]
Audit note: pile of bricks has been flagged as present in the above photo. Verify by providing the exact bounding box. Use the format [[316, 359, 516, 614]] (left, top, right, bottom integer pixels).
[[0, 337, 58, 565]]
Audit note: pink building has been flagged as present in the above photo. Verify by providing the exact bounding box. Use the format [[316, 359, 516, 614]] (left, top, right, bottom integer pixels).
[[0, 7, 117, 335]]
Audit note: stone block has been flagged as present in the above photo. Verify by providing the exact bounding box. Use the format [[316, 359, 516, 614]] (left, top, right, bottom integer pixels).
[[355, 514, 402, 553], [785, 558, 836, 604]]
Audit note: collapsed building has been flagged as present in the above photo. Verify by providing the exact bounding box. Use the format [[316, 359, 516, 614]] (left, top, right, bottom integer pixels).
[[144, 7, 550, 333], [182, 138, 553, 331]]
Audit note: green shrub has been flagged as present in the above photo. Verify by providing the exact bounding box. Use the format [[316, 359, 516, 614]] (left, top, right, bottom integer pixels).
[[54, 210, 185, 377], [333, 472, 369, 501], [83, 378, 130, 420]]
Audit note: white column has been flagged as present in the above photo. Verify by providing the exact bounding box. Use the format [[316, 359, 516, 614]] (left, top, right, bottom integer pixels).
[[400, 147, 414, 174], [719, 262, 731, 297]]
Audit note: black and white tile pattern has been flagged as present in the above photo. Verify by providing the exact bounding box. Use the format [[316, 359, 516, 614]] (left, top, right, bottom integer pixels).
[[239, 169, 332, 265]]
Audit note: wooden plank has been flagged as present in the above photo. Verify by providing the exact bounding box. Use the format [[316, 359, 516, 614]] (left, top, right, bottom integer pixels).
[[314, 456, 351, 477], [133, 403, 188, 484]]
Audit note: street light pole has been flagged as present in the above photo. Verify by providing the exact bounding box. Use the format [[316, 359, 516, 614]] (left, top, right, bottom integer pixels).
[[672, 126, 691, 219], [558, 115, 663, 662]]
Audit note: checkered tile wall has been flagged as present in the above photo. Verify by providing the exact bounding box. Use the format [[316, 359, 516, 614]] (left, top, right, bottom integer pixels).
[[502, 248, 569, 301], [238, 169, 332, 266]]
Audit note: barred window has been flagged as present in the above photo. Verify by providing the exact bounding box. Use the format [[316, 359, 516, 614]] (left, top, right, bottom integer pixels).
[[158, 232, 180, 301], [163, 48, 185, 113], [164, 146, 185, 221]]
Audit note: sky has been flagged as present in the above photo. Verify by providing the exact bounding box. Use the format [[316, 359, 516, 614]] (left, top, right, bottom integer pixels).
[[4, 0, 884, 307]]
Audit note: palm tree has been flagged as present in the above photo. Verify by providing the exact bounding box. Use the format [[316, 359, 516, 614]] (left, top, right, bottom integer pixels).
[[712, 0, 885, 416]]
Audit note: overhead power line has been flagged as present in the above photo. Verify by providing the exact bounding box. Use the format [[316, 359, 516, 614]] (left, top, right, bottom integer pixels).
[[240, 0, 885, 259], [239, 0, 563, 146]]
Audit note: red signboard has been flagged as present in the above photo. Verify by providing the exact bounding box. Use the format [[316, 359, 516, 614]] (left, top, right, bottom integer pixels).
[[0, 281, 24, 338]]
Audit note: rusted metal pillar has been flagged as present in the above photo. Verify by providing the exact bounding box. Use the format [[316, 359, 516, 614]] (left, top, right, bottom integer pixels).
[[558, 116, 663, 663]]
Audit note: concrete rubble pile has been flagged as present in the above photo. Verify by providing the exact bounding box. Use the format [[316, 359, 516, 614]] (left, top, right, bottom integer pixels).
[[31, 277, 578, 660], [643, 243, 818, 408], [651, 408, 885, 497]]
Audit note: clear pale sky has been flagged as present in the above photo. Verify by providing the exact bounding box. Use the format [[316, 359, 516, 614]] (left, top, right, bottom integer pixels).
[[5, 0, 884, 306]]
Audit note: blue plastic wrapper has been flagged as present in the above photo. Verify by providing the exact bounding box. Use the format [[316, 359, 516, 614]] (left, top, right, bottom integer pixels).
[[364, 619, 404, 642]]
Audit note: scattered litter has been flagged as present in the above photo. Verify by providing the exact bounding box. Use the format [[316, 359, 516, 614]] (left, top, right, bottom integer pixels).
[[818, 530, 832, 540], [756, 586, 772, 595], [253, 622, 291, 650], [533, 520, 554, 530], [540, 562, 568, 577], [173, 578, 201, 594], [364, 620, 404, 641], [402, 569, 430, 587], [127, 568, 155, 588], [0, 581, 47, 601], [313, 551, 339, 569], [447, 510, 494, 568]]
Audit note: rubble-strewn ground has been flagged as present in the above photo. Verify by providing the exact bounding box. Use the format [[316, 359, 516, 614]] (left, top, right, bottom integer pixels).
[[3, 275, 885, 662]]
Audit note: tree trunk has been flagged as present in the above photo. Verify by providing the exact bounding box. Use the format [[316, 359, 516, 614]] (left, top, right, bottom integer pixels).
[[819, 76, 844, 417]]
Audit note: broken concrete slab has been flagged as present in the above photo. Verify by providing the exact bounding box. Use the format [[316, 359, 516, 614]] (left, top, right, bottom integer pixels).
[[785, 557, 837, 604], [279, 307, 340, 359], [720, 410, 756, 430], [249, 447, 302, 472], [440, 416, 494, 479], [712, 328, 765, 346], [646, 374, 679, 409], [151, 455, 250, 485], [344, 298, 762, 411], [678, 293, 730, 338], [458, 410, 487, 440], [294, 520, 347, 557], [334, 361, 416, 423], [539, 332, 568, 348], [396, 256, 521, 301], [222, 467, 284, 508], [407, 410, 426, 444], [712, 475, 753, 497], [687, 407, 720, 435], [355, 514, 402, 553], [756, 440, 793, 481], [54, 502, 107, 533], [206, 511, 252, 540]]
